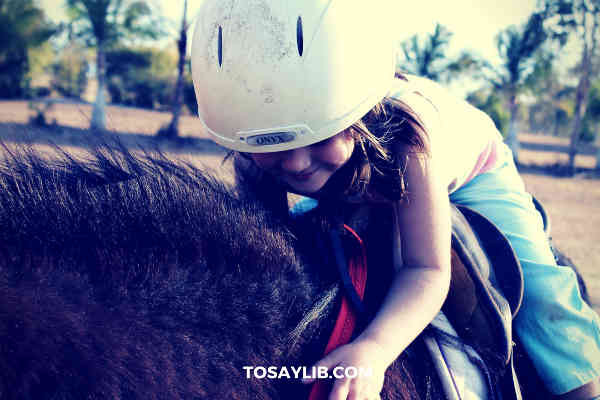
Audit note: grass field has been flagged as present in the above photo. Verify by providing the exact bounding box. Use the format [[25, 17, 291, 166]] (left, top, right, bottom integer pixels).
[[1, 100, 598, 313]]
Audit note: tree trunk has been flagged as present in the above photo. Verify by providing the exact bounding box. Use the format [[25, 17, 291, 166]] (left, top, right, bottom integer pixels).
[[553, 110, 560, 137], [506, 91, 520, 162], [567, 75, 590, 173], [91, 42, 107, 132], [161, 0, 188, 139], [568, 2, 598, 174], [595, 134, 600, 169]]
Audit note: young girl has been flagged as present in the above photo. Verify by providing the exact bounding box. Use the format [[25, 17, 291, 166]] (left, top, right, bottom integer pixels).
[[190, 1, 600, 399]]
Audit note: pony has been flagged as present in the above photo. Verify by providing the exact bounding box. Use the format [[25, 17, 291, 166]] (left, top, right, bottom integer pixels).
[[0, 144, 447, 399], [0, 143, 572, 399]]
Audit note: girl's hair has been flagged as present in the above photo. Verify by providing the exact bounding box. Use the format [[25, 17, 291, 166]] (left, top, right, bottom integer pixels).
[[321, 93, 430, 203], [232, 78, 430, 213]]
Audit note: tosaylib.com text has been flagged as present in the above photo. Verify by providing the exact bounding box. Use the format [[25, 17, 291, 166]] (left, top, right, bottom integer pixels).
[[243, 366, 373, 380]]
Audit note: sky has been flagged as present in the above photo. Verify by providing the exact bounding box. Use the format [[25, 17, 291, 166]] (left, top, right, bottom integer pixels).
[[40, 0, 540, 64], [40, 0, 552, 96]]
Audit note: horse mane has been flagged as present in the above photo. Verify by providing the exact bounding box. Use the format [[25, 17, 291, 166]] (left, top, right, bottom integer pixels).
[[0, 143, 336, 399], [0, 142, 305, 281], [0, 143, 454, 400]]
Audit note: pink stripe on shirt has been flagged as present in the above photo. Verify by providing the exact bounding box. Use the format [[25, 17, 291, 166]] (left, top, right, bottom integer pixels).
[[463, 140, 502, 185]]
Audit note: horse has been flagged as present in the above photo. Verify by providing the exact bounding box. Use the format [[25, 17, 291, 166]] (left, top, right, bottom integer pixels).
[[0, 143, 572, 399]]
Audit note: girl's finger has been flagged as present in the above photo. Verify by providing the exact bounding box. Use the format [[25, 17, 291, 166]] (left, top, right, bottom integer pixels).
[[329, 376, 352, 400], [346, 380, 362, 400], [353, 379, 379, 400]]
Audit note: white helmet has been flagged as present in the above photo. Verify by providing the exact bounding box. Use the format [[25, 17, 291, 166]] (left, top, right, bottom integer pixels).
[[191, 0, 396, 153]]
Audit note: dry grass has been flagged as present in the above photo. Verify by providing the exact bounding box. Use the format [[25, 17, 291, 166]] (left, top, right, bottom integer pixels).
[[0, 100, 597, 312], [1, 100, 206, 137]]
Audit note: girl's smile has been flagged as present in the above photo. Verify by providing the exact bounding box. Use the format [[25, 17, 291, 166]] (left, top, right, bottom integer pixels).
[[250, 130, 355, 194]]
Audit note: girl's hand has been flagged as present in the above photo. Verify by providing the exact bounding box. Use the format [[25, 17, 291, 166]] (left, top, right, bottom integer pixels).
[[302, 338, 389, 400]]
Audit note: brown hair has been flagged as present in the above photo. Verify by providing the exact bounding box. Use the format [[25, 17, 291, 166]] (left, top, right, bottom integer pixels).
[[320, 95, 430, 203], [231, 82, 430, 213]]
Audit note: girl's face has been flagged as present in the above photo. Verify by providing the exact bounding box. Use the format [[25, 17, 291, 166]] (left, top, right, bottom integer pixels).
[[250, 130, 355, 194]]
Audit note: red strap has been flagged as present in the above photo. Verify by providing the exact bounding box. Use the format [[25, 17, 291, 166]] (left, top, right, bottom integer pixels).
[[307, 225, 368, 400]]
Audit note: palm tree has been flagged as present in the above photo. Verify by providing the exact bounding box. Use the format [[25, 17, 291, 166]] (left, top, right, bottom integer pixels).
[[66, 0, 161, 131], [398, 23, 478, 83], [485, 12, 548, 161]]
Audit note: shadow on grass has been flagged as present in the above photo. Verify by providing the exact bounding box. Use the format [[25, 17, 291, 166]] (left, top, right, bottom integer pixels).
[[0, 122, 228, 157], [3, 121, 599, 179]]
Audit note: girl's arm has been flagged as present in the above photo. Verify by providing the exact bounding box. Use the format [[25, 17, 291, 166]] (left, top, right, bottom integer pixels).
[[357, 150, 452, 365], [302, 151, 452, 399]]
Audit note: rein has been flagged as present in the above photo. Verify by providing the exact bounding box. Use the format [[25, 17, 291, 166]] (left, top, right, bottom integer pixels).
[[308, 224, 369, 400]]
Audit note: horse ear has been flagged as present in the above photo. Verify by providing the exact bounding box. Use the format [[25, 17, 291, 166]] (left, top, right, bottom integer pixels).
[[233, 154, 289, 218]]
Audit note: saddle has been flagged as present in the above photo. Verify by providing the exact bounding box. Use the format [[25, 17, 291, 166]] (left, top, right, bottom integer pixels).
[[445, 204, 523, 365], [443, 204, 524, 400], [323, 202, 527, 400]]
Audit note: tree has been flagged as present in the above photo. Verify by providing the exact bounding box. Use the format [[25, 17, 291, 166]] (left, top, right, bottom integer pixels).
[[105, 46, 175, 109], [66, 0, 162, 131], [541, 0, 600, 173], [0, 0, 56, 98], [158, 0, 189, 139], [484, 12, 548, 161], [523, 48, 574, 136], [398, 23, 478, 83], [467, 89, 511, 137]]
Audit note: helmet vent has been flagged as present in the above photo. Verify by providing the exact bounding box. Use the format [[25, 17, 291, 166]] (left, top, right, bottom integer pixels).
[[296, 16, 303, 56], [218, 25, 223, 67]]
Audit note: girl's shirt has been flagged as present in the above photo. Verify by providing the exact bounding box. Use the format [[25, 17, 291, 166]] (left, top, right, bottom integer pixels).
[[389, 75, 508, 194]]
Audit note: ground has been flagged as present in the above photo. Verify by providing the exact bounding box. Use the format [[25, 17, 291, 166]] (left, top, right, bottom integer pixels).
[[0, 100, 598, 313]]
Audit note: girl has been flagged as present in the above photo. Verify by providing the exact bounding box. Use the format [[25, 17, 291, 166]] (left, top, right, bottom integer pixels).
[[190, 1, 600, 399]]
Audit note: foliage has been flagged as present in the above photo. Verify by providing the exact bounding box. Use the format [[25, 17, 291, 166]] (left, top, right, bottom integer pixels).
[[487, 12, 548, 91], [27, 41, 55, 94], [398, 23, 479, 83], [51, 45, 89, 98], [105, 46, 177, 109], [466, 89, 510, 136], [581, 78, 600, 142], [0, 0, 57, 98], [523, 47, 575, 135], [539, 0, 600, 170], [540, 0, 599, 46]]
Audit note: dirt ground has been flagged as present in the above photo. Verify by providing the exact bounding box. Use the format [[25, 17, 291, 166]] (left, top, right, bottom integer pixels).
[[1, 100, 598, 313]]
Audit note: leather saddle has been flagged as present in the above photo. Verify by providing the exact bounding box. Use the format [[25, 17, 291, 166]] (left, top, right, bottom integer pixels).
[[444, 204, 524, 367], [342, 202, 528, 399], [443, 203, 525, 400], [302, 198, 533, 399]]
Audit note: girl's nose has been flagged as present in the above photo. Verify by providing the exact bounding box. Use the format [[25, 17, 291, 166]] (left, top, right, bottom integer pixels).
[[280, 147, 311, 173]]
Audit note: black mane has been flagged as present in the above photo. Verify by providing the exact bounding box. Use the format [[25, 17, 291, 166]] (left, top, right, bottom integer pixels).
[[0, 143, 447, 400], [0, 144, 333, 399]]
